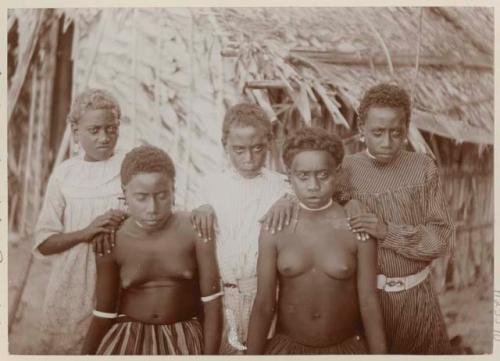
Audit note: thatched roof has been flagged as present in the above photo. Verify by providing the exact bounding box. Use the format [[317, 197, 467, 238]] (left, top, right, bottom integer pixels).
[[211, 7, 493, 145], [8, 7, 493, 210]]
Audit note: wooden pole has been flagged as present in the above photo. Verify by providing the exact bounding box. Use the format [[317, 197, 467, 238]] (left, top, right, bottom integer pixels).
[[8, 10, 43, 126], [19, 66, 38, 234], [288, 49, 493, 70]]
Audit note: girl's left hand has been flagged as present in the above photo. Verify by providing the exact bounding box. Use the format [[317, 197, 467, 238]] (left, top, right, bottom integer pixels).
[[259, 195, 298, 234], [348, 213, 388, 240]]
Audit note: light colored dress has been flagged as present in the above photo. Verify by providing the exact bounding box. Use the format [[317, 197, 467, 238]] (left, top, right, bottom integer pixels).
[[196, 167, 289, 354], [33, 150, 125, 354]]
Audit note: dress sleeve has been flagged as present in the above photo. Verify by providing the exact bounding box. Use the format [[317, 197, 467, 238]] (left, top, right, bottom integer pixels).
[[380, 161, 455, 262], [33, 171, 66, 259]]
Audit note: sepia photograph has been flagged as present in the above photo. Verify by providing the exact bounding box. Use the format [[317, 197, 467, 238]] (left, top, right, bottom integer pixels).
[[5, 3, 494, 356]]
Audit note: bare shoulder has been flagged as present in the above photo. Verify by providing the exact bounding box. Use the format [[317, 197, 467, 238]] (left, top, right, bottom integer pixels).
[[171, 211, 199, 244], [258, 223, 281, 245]]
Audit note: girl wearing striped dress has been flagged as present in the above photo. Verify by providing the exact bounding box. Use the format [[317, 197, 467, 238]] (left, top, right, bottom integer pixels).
[[343, 83, 454, 354], [82, 146, 222, 355]]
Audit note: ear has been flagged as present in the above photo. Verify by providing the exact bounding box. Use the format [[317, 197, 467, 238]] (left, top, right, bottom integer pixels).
[[171, 184, 176, 207], [358, 122, 366, 136], [70, 123, 79, 143]]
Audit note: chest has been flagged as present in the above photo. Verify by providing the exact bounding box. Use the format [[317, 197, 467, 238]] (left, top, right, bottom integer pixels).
[[116, 235, 196, 288], [277, 227, 356, 280]]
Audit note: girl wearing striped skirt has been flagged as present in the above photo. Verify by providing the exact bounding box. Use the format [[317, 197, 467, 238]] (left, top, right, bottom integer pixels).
[[246, 127, 387, 355], [342, 84, 454, 354], [81, 146, 222, 355]]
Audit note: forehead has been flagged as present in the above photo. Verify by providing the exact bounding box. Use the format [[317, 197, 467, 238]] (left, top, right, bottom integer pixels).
[[226, 125, 268, 145], [291, 150, 337, 170], [126, 172, 173, 190], [79, 109, 117, 127], [364, 107, 406, 128]]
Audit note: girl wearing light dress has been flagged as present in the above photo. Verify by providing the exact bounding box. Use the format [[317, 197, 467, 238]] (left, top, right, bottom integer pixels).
[[33, 89, 127, 354]]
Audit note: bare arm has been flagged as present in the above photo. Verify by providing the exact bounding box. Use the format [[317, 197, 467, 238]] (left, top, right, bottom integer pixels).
[[38, 210, 126, 256], [81, 251, 120, 354], [194, 229, 222, 354], [357, 238, 387, 354], [246, 227, 278, 354]]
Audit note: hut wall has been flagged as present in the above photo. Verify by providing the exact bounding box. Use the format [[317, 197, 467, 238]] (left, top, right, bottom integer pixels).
[[69, 8, 244, 210]]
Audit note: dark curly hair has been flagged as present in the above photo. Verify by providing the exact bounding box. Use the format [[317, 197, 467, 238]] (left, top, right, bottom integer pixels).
[[282, 127, 344, 169], [121, 145, 175, 186], [67, 88, 121, 125], [358, 83, 411, 127], [221, 103, 272, 145]]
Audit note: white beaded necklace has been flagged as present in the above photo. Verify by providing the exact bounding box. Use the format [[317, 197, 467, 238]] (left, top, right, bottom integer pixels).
[[298, 198, 333, 212]]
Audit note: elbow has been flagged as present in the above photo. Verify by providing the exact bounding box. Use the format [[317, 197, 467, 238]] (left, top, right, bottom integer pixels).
[[252, 297, 276, 319], [37, 242, 51, 256]]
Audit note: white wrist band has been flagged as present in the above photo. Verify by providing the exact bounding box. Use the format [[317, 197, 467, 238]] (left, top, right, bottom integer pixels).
[[201, 291, 224, 303], [93, 309, 118, 319]]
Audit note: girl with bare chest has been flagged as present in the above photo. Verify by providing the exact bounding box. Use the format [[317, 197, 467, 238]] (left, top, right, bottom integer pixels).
[[82, 146, 222, 355], [247, 127, 386, 354]]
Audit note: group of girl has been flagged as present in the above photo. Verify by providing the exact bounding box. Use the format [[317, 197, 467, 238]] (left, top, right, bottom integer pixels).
[[34, 83, 454, 355]]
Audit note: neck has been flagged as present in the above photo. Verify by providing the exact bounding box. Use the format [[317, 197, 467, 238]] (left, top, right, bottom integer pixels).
[[365, 149, 377, 160], [298, 198, 333, 212], [134, 215, 171, 233]]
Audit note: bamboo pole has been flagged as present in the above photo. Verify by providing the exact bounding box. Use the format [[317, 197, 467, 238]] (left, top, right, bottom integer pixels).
[[54, 9, 110, 167], [182, 9, 196, 209], [19, 66, 38, 235], [132, 8, 138, 146], [288, 49, 493, 70], [410, 8, 424, 102], [33, 17, 59, 231], [155, 11, 163, 147], [8, 10, 43, 126]]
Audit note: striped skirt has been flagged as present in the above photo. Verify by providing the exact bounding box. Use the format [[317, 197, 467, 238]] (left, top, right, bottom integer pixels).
[[265, 333, 368, 355], [381, 279, 452, 354], [96, 317, 203, 355]]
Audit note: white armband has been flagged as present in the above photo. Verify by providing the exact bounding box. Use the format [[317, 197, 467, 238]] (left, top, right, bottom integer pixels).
[[93, 309, 118, 319], [201, 291, 224, 303]]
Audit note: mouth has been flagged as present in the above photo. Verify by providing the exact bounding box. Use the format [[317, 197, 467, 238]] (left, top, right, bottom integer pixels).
[[141, 219, 162, 225], [375, 153, 394, 158], [96, 145, 111, 150], [305, 196, 322, 203]]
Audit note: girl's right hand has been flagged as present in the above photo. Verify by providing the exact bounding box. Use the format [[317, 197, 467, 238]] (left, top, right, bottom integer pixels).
[[191, 205, 217, 242], [83, 209, 127, 242], [92, 232, 115, 256]]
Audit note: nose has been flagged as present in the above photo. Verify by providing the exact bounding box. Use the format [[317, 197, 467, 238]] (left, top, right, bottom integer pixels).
[[98, 129, 110, 144], [145, 197, 159, 214], [381, 132, 391, 148], [243, 149, 253, 162], [307, 176, 320, 191]]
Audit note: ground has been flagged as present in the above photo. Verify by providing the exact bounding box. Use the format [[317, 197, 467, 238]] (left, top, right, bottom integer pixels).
[[7, 235, 494, 354]]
